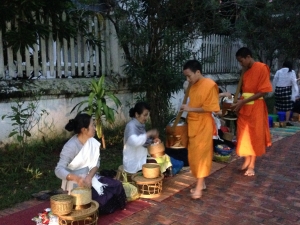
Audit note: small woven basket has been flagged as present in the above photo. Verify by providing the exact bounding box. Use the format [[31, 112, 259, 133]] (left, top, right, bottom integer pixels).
[[50, 194, 74, 216], [142, 163, 160, 179], [70, 187, 92, 210], [147, 142, 165, 157]]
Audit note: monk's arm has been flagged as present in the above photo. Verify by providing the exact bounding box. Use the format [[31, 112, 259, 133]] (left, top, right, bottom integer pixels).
[[241, 92, 267, 104], [232, 92, 267, 112]]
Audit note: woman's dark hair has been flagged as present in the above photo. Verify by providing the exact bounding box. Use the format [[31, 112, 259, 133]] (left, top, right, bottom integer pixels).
[[236, 47, 252, 58], [183, 60, 202, 73], [65, 113, 92, 134], [129, 102, 151, 118], [283, 61, 293, 72]]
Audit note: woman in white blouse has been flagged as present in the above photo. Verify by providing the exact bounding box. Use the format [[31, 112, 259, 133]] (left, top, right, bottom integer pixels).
[[273, 61, 299, 125], [123, 102, 174, 176], [123, 102, 160, 173]]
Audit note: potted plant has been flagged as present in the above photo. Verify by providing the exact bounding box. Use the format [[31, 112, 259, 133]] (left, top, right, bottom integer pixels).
[[71, 75, 121, 149]]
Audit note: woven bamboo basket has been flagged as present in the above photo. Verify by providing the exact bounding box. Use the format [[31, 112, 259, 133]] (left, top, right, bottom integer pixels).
[[132, 173, 164, 198], [58, 200, 99, 225], [70, 187, 92, 210], [142, 163, 160, 179], [147, 142, 165, 157], [50, 194, 74, 216]]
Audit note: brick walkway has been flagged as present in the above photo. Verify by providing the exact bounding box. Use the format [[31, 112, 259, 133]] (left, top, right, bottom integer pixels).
[[1, 132, 300, 224], [113, 132, 300, 225]]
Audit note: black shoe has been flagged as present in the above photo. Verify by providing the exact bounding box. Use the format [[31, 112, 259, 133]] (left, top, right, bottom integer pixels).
[[286, 122, 294, 126]]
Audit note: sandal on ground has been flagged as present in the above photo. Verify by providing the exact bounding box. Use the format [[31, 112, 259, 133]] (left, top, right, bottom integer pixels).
[[244, 168, 255, 176]]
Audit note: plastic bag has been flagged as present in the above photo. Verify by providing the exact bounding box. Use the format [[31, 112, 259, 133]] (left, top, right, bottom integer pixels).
[[121, 172, 140, 202]]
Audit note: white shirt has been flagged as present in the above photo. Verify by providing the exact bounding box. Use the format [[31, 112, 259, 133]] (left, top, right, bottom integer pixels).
[[273, 68, 299, 101], [123, 133, 148, 173], [273, 68, 297, 87]]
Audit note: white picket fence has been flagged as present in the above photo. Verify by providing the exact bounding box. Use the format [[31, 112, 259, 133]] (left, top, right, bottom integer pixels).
[[188, 35, 241, 74], [0, 13, 125, 80], [0, 17, 240, 80]]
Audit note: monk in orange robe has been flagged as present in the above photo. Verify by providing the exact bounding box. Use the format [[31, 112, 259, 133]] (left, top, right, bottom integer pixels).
[[181, 60, 220, 199], [233, 47, 272, 176]]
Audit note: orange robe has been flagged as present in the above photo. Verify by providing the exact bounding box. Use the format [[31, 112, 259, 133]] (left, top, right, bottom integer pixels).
[[187, 78, 220, 178], [236, 62, 272, 157]]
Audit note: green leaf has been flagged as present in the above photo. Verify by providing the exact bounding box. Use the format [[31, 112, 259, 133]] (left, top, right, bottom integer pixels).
[[70, 100, 88, 113], [8, 131, 19, 137], [88, 92, 96, 107], [98, 75, 105, 88], [91, 79, 98, 93], [17, 135, 23, 143], [24, 130, 31, 137], [11, 106, 18, 111], [108, 109, 115, 123], [107, 92, 122, 107], [96, 99, 103, 112], [102, 104, 109, 118]]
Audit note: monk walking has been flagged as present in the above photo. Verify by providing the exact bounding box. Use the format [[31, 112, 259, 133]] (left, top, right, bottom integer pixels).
[[232, 47, 272, 176], [180, 60, 220, 199]]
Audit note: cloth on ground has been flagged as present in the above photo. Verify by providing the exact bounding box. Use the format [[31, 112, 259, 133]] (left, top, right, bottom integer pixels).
[[170, 157, 184, 175], [165, 148, 189, 166], [154, 154, 172, 173]]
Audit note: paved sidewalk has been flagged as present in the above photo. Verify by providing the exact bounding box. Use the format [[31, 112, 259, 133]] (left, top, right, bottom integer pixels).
[[114, 132, 300, 225]]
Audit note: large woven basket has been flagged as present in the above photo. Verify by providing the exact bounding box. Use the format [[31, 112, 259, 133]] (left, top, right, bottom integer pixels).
[[142, 163, 160, 179], [147, 142, 165, 157], [50, 194, 74, 216]]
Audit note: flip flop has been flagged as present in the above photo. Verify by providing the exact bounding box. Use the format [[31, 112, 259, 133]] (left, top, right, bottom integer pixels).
[[244, 168, 255, 176]]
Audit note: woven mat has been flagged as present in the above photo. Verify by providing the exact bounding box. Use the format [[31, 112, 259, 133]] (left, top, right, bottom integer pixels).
[[270, 124, 300, 143], [147, 161, 225, 202]]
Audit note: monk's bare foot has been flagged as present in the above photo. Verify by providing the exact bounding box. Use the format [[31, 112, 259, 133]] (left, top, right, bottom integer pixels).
[[238, 163, 250, 171], [244, 168, 255, 176], [190, 190, 202, 200], [190, 183, 206, 193]]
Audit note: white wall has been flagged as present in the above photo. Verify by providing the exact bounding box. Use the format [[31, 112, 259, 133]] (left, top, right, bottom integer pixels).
[[0, 92, 135, 146]]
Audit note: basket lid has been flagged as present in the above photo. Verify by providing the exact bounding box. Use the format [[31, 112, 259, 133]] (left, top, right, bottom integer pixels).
[[132, 172, 164, 183], [50, 194, 73, 202], [142, 163, 160, 169]]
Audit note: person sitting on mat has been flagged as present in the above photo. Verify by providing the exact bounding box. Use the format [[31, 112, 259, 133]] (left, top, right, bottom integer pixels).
[[123, 101, 173, 176], [55, 113, 127, 214]]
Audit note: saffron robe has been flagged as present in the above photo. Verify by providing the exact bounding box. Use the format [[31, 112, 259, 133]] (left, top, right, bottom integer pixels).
[[187, 78, 220, 178], [236, 62, 272, 157]]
